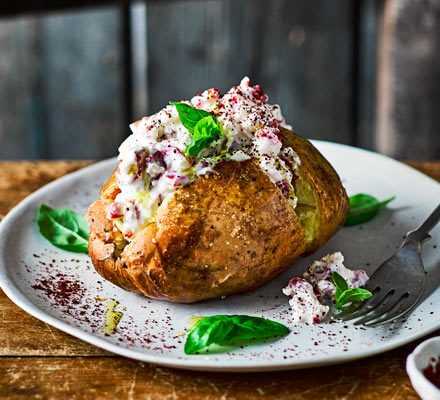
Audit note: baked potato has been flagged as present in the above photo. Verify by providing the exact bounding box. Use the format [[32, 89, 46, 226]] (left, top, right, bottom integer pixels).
[[87, 126, 348, 303]]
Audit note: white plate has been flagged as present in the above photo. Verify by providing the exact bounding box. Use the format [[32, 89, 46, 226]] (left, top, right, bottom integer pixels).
[[0, 141, 439, 372]]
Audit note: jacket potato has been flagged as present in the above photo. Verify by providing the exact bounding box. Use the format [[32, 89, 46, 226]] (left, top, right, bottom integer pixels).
[[87, 126, 348, 303]]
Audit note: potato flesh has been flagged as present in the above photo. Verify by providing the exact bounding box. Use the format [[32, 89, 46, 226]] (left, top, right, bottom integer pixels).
[[293, 174, 319, 249]]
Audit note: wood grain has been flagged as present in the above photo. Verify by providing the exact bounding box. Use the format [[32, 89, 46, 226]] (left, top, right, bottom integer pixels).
[[0, 1, 124, 16], [0, 161, 91, 219], [0, 17, 43, 159], [0, 8, 125, 160], [0, 290, 107, 356], [406, 161, 440, 182], [377, 0, 440, 159], [0, 160, 438, 399], [147, 0, 355, 144], [2, 2, 440, 160], [0, 353, 421, 399]]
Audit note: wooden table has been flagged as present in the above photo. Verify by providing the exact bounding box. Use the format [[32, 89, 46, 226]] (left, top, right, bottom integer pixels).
[[0, 161, 439, 399]]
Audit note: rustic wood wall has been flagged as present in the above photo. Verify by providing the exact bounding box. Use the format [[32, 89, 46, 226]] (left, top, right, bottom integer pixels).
[[147, 0, 356, 146], [377, 0, 440, 160], [0, 7, 124, 159], [0, 0, 438, 160]]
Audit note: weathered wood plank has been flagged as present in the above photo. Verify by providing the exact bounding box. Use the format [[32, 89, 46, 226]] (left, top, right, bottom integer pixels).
[[356, 0, 382, 150], [406, 161, 440, 182], [147, 0, 237, 111], [254, 0, 355, 144], [0, 161, 91, 219], [0, 1, 125, 17], [42, 8, 125, 159], [147, 0, 355, 144], [0, 17, 43, 159], [377, 0, 440, 159], [0, 351, 422, 399], [0, 8, 125, 160], [0, 290, 107, 356]]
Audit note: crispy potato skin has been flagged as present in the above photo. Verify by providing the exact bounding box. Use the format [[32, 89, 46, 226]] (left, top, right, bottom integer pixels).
[[87, 129, 348, 303]]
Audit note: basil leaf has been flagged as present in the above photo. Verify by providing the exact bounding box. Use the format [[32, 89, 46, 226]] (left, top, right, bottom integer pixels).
[[185, 115, 221, 158], [228, 315, 289, 340], [184, 316, 234, 355], [170, 101, 222, 158], [332, 271, 349, 293], [342, 288, 372, 304], [345, 193, 396, 226], [170, 101, 211, 134], [335, 288, 373, 309], [36, 204, 89, 253], [184, 315, 290, 355], [332, 272, 372, 309]]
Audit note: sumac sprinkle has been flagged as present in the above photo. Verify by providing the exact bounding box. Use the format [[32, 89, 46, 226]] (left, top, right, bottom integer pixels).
[[32, 277, 84, 306]]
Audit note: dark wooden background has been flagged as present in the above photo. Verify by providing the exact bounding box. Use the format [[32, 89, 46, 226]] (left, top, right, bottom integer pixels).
[[0, 0, 438, 160]]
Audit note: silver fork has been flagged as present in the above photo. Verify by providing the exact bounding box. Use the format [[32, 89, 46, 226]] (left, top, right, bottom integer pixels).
[[334, 203, 440, 327]]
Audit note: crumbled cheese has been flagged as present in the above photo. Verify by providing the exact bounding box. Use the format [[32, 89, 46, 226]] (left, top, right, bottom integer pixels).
[[282, 278, 330, 324], [303, 252, 369, 300], [284, 252, 369, 324]]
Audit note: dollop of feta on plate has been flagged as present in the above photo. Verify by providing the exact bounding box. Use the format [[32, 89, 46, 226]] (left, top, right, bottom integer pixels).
[[283, 252, 369, 324], [304, 252, 369, 300], [282, 278, 330, 324]]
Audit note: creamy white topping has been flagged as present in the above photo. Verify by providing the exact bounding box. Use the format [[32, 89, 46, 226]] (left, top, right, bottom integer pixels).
[[283, 252, 369, 324], [282, 278, 330, 324], [303, 252, 369, 300], [109, 77, 299, 239]]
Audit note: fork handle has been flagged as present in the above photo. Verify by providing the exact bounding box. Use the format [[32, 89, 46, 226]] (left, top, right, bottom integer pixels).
[[405, 203, 440, 243]]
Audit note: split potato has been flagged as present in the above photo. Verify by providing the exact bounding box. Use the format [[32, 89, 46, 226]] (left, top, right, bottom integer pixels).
[[87, 128, 349, 302]]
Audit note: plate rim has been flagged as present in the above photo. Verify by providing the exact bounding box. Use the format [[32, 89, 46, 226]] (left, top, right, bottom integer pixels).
[[0, 141, 439, 372]]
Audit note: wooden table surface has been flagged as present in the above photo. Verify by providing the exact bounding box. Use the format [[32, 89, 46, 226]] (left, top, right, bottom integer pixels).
[[0, 160, 439, 400]]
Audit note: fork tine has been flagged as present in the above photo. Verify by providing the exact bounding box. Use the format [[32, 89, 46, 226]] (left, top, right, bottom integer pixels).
[[365, 291, 423, 327], [338, 289, 393, 321], [333, 302, 362, 318], [353, 293, 408, 325]]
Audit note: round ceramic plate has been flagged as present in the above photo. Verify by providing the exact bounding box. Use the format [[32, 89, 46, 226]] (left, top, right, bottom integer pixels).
[[0, 141, 439, 372]]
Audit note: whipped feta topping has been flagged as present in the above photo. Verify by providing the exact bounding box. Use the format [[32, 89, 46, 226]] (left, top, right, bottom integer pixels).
[[303, 252, 369, 300], [283, 252, 369, 324], [282, 278, 330, 324], [109, 77, 299, 239]]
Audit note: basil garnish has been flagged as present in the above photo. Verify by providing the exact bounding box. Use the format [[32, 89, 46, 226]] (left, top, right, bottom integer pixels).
[[345, 193, 396, 226], [184, 315, 290, 355], [170, 101, 211, 133], [185, 115, 221, 157], [170, 101, 222, 158], [36, 204, 89, 253], [332, 272, 372, 309]]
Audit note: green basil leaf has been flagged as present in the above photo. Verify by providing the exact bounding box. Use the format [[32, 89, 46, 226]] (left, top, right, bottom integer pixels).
[[228, 315, 290, 340], [185, 115, 221, 158], [335, 288, 373, 309], [170, 101, 211, 134], [184, 315, 290, 355], [332, 271, 349, 293], [345, 193, 396, 226], [184, 316, 235, 355], [36, 204, 89, 253], [332, 272, 372, 309], [343, 288, 373, 303]]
